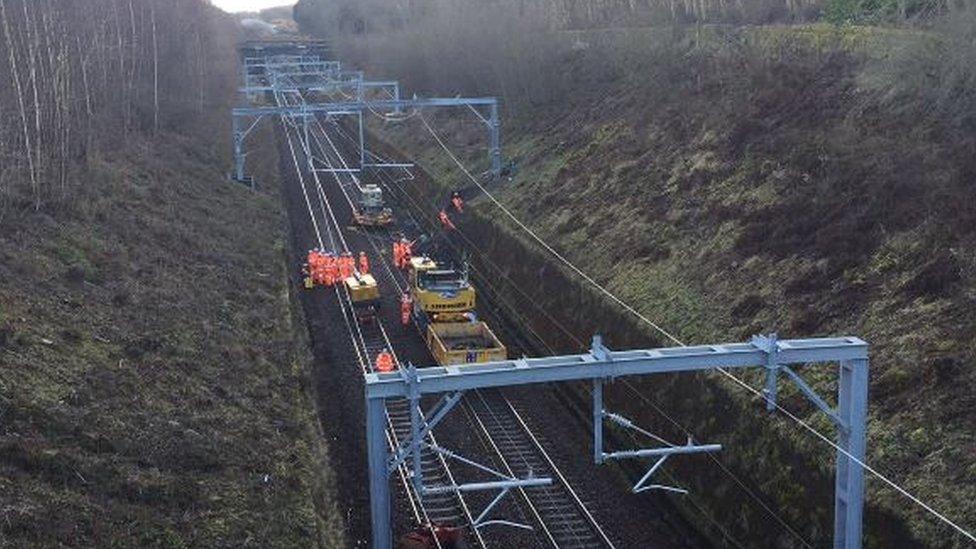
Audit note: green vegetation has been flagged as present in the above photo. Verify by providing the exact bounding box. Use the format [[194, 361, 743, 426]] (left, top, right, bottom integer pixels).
[[0, 132, 345, 547]]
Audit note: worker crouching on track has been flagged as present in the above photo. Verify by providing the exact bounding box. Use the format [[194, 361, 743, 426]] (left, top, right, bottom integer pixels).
[[375, 349, 395, 373], [400, 292, 413, 327]]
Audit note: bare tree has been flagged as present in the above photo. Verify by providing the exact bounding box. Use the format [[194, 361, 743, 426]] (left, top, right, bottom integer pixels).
[[151, 0, 159, 135], [1, 0, 38, 207]]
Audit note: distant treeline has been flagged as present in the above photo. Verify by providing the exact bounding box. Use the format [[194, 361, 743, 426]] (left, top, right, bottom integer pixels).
[[296, 0, 976, 129], [0, 0, 238, 212], [294, 0, 966, 35]]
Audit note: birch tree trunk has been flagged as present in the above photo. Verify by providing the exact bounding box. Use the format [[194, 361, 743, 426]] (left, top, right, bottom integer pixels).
[[151, 0, 159, 135], [1, 0, 39, 207]]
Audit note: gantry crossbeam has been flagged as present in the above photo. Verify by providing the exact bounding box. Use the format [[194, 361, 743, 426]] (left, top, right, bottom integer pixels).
[[364, 336, 867, 398]]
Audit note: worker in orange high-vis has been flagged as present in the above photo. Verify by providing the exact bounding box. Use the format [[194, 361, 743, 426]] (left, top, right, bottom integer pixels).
[[312, 253, 323, 286], [303, 250, 316, 289], [451, 191, 464, 213], [400, 292, 413, 326], [324, 253, 338, 286], [400, 238, 413, 270], [358, 252, 370, 275], [309, 250, 323, 286], [393, 240, 403, 269], [375, 349, 395, 372], [439, 210, 456, 231], [305, 250, 317, 286], [336, 252, 351, 279]]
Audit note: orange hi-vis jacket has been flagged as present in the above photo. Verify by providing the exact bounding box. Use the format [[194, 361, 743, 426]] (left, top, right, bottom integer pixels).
[[393, 241, 403, 269], [452, 195, 464, 213], [337, 254, 352, 279], [324, 255, 338, 286], [308, 252, 324, 285], [375, 351, 395, 372], [358, 252, 370, 275], [400, 293, 412, 325], [400, 239, 412, 268]]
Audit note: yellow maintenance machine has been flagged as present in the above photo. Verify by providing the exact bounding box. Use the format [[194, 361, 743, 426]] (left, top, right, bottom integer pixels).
[[408, 257, 506, 366], [353, 184, 394, 227], [345, 272, 381, 323]]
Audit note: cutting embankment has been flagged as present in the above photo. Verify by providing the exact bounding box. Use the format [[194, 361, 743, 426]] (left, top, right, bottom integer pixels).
[[301, 9, 976, 548], [0, 1, 345, 546], [0, 133, 345, 547]]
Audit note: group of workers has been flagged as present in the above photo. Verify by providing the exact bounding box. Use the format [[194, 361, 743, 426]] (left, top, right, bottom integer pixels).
[[305, 249, 370, 287], [313, 189, 473, 374]]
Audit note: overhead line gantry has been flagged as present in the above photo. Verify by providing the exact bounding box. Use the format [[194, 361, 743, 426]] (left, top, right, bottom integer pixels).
[[231, 53, 500, 185], [366, 335, 869, 549]]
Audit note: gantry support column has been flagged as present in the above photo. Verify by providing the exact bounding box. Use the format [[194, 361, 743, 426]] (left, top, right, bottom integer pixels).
[[358, 110, 366, 168], [366, 395, 392, 549], [489, 102, 501, 179], [407, 365, 424, 501], [232, 116, 247, 184], [593, 378, 604, 464], [835, 358, 869, 549]]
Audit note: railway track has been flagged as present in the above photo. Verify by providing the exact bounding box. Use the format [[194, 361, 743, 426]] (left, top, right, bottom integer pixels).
[[465, 390, 612, 548], [345, 293, 478, 536], [257, 57, 714, 549], [276, 93, 484, 547], [320, 118, 616, 548]]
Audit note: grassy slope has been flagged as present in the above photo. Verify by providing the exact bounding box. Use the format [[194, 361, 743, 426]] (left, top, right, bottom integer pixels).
[[0, 132, 345, 547], [373, 27, 975, 547]]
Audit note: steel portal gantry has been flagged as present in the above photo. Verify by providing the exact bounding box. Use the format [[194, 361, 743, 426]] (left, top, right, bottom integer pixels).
[[364, 335, 869, 549], [231, 52, 501, 185], [232, 97, 501, 182]]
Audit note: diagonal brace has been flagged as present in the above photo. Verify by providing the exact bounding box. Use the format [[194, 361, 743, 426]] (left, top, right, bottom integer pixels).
[[472, 487, 535, 530], [781, 365, 845, 430], [632, 454, 688, 494], [387, 391, 464, 474]]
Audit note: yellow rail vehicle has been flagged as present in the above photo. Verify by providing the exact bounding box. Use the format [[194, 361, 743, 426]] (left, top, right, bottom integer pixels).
[[409, 257, 474, 320], [345, 272, 381, 323], [408, 257, 506, 366], [354, 185, 394, 227]]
